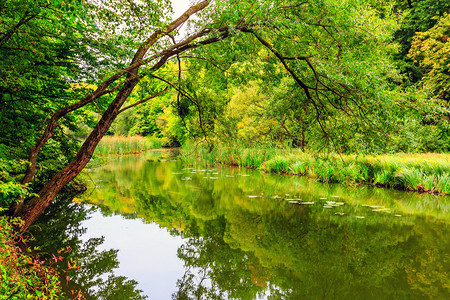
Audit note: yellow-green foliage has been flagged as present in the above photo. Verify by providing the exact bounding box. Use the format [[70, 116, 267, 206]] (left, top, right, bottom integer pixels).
[[227, 82, 280, 145], [409, 13, 450, 100], [95, 136, 163, 156], [0, 217, 62, 299], [182, 143, 450, 194]]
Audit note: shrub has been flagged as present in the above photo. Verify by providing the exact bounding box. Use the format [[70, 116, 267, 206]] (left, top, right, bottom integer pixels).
[[0, 217, 63, 299]]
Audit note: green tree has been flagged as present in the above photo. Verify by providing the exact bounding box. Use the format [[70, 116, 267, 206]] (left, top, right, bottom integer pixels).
[[392, 0, 450, 83], [409, 14, 450, 101]]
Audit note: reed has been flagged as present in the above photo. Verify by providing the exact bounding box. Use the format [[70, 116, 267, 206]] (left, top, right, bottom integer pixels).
[[181, 143, 450, 194], [95, 136, 163, 156]]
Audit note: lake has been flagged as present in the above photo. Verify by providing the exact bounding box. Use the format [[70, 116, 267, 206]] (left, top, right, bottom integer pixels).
[[32, 150, 450, 299]]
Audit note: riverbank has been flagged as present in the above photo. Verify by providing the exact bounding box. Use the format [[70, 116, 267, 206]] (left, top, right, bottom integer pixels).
[[181, 144, 450, 195]]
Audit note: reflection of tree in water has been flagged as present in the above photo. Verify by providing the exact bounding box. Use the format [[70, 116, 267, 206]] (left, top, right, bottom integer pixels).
[[172, 264, 223, 300], [172, 220, 266, 300], [29, 194, 147, 299], [83, 156, 450, 299], [171, 208, 449, 300]]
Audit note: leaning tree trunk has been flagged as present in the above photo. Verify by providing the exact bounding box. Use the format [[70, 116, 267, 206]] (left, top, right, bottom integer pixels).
[[15, 0, 211, 231], [16, 78, 139, 230]]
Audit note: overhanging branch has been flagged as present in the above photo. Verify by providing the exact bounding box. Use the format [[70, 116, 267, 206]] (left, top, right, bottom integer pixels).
[[118, 88, 169, 113]]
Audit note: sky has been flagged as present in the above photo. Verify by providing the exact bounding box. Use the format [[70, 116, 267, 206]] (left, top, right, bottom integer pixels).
[[81, 210, 186, 299], [171, 0, 191, 18], [170, 0, 197, 37]]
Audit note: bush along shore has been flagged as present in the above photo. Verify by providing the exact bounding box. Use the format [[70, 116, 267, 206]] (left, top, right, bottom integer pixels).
[[0, 217, 62, 298], [181, 144, 450, 195]]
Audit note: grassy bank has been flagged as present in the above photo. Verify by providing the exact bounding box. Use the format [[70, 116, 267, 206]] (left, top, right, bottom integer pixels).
[[181, 143, 450, 194], [95, 136, 163, 156]]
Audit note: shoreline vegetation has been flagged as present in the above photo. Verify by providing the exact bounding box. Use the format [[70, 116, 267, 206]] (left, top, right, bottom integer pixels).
[[94, 136, 163, 156], [0, 217, 62, 298], [180, 143, 450, 195], [94, 137, 450, 195], [93, 137, 450, 195]]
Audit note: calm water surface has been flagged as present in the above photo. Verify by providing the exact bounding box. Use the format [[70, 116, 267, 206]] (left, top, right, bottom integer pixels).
[[34, 150, 450, 299]]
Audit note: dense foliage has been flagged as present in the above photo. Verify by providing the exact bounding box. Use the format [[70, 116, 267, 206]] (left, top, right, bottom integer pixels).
[[108, 0, 450, 153]]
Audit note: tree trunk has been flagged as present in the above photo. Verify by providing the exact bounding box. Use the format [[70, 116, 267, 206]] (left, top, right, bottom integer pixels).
[[16, 80, 138, 230], [14, 0, 212, 231]]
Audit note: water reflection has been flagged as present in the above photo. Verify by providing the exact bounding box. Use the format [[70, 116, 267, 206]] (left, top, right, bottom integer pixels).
[[38, 151, 450, 299], [29, 194, 148, 299]]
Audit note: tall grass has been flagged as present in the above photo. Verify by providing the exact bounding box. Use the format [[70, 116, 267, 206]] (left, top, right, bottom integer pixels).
[[181, 142, 450, 194], [95, 136, 163, 156]]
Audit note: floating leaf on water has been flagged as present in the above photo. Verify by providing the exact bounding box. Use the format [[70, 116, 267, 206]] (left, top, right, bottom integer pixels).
[[285, 198, 301, 201], [248, 195, 260, 198], [172, 172, 183, 175], [300, 202, 315, 205], [323, 205, 333, 208], [209, 177, 218, 179], [370, 205, 385, 209], [320, 197, 327, 200], [335, 202, 345, 205], [335, 212, 345, 215], [373, 208, 391, 212], [394, 214, 401, 217], [326, 201, 336, 204], [288, 200, 300, 204], [355, 216, 365, 219]]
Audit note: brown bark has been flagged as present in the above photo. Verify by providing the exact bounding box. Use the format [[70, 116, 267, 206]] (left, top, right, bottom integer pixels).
[[8, 81, 116, 215], [15, 0, 212, 231]]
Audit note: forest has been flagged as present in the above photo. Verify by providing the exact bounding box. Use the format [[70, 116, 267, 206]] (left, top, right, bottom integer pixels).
[[0, 0, 449, 298]]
